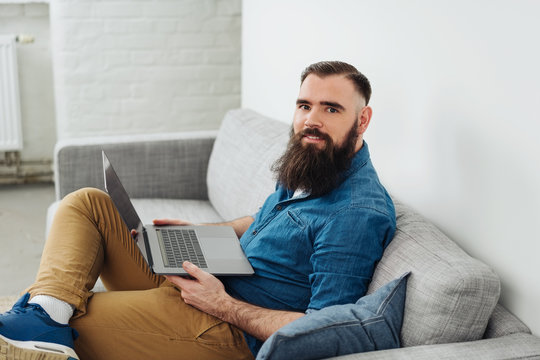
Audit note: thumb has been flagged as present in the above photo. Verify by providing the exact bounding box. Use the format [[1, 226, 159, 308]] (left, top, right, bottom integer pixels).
[[182, 261, 206, 280]]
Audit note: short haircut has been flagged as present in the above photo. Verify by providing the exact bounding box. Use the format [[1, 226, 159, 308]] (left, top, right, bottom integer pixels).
[[300, 61, 372, 104]]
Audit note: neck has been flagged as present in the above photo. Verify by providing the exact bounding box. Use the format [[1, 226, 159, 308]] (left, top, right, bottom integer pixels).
[[354, 138, 364, 153]]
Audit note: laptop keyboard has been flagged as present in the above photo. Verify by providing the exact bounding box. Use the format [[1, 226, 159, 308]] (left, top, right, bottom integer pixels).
[[157, 228, 208, 268]]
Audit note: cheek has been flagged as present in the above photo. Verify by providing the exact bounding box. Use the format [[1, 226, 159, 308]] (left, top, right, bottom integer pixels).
[[324, 123, 338, 137], [292, 113, 304, 133], [329, 127, 349, 146]]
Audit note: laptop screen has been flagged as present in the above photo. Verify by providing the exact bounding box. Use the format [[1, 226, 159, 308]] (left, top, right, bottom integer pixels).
[[102, 151, 143, 232]]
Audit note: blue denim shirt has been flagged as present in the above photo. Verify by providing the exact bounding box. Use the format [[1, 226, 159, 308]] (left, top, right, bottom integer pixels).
[[222, 141, 396, 355]]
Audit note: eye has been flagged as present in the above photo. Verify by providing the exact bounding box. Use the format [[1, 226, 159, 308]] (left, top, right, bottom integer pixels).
[[299, 104, 310, 110], [327, 107, 338, 113]]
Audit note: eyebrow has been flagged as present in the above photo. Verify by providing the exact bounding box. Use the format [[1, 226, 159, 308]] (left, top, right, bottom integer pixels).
[[321, 101, 345, 111], [296, 99, 346, 111]]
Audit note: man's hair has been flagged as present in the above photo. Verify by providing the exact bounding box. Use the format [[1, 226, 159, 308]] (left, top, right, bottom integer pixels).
[[300, 61, 372, 104]]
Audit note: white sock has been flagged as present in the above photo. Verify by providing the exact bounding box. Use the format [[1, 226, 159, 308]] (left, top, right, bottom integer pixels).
[[29, 295, 74, 325]]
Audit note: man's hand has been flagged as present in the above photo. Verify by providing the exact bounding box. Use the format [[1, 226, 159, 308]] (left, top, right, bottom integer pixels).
[[131, 217, 253, 239], [165, 261, 229, 318], [153, 218, 193, 226], [130, 218, 193, 237], [166, 262, 304, 341]]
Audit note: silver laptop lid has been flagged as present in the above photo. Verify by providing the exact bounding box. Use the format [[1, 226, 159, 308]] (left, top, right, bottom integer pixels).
[[102, 151, 144, 235]]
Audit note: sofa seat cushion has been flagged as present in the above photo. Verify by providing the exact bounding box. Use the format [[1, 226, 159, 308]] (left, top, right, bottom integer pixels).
[[207, 109, 289, 220], [130, 198, 224, 224], [367, 199, 501, 347], [47, 198, 223, 236]]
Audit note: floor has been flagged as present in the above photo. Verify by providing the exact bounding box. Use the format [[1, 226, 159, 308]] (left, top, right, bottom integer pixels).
[[0, 183, 55, 296]]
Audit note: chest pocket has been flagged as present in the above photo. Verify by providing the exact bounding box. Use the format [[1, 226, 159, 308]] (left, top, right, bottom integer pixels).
[[286, 209, 306, 230]]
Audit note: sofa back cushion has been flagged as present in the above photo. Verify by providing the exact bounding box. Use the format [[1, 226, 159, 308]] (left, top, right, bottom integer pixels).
[[207, 109, 289, 220], [367, 199, 501, 346]]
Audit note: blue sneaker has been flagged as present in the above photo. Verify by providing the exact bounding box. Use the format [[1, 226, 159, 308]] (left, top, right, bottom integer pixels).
[[0, 293, 79, 360]]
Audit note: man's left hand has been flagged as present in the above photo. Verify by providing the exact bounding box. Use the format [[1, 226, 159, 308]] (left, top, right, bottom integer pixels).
[[167, 261, 305, 341], [165, 261, 229, 318]]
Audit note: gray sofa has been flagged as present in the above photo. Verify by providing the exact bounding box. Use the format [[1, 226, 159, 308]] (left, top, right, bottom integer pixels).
[[47, 108, 540, 359]]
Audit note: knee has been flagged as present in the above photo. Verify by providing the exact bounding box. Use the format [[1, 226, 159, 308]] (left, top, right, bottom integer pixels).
[[77, 187, 108, 197], [63, 187, 110, 206]]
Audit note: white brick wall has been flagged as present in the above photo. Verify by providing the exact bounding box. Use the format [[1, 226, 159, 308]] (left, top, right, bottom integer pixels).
[[51, 0, 242, 139]]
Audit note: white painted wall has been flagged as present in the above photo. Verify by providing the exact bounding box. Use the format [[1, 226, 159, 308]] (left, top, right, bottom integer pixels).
[[242, 0, 540, 334], [50, 0, 241, 140], [0, 3, 56, 160]]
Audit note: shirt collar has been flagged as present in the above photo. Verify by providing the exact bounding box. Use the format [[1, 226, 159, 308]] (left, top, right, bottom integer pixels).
[[342, 140, 370, 179]]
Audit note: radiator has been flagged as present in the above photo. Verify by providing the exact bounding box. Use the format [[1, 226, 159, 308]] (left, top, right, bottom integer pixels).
[[0, 35, 23, 151]]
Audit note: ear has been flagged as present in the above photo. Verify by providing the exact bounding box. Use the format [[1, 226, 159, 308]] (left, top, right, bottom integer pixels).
[[358, 106, 372, 135]]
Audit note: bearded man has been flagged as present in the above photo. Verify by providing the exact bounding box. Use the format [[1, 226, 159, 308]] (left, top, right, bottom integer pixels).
[[0, 61, 396, 360]]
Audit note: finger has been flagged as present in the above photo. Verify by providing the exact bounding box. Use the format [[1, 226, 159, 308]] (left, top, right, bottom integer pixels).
[[165, 275, 192, 288], [153, 218, 185, 226], [153, 219, 177, 225], [182, 261, 209, 281]]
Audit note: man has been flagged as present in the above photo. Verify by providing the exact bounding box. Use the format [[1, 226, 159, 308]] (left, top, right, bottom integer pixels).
[[0, 61, 395, 359]]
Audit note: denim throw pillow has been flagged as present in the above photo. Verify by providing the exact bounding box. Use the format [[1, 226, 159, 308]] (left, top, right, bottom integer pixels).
[[256, 272, 410, 360]]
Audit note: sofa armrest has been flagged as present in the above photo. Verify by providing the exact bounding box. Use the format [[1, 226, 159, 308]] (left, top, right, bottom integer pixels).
[[327, 333, 540, 360], [54, 131, 217, 200]]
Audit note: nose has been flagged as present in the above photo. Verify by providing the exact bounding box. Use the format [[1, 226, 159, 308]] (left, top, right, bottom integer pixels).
[[304, 112, 322, 129]]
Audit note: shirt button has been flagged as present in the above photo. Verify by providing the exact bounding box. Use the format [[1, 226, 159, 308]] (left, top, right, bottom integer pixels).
[[252, 230, 257, 235], [276, 205, 282, 210]]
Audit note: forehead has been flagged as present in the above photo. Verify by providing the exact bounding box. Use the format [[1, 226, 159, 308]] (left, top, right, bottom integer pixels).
[[298, 74, 361, 107]]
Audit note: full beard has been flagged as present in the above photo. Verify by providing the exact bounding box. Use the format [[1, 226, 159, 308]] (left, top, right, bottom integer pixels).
[[272, 120, 359, 197]]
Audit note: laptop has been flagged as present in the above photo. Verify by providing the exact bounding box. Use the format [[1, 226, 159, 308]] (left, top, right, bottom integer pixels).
[[102, 151, 254, 276]]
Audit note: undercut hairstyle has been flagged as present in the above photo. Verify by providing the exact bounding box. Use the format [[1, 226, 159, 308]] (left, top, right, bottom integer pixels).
[[300, 61, 372, 104]]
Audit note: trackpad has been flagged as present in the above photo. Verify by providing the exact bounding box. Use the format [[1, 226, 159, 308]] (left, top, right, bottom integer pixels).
[[202, 238, 245, 260]]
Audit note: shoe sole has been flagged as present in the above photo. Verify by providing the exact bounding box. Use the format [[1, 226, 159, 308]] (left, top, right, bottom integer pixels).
[[0, 335, 79, 360]]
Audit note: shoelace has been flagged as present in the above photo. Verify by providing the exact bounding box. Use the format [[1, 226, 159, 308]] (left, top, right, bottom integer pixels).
[[0, 305, 29, 327], [3, 306, 27, 315], [1, 302, 51, 326], [3, 303, 42, 316]]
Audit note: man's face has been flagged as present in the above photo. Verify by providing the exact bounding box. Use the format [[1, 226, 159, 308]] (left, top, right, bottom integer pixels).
[[293, 74, 369, 153], [272, 74, 372, 196]]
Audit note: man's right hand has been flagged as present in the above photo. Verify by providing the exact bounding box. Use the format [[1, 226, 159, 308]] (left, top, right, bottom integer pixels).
[[152, 219, 193, 226], [131, 216, 253, 239], [131, 218, 193, 237]]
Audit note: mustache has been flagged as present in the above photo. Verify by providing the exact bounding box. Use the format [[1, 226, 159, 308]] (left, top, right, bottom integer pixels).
[[298, 128, 332, 142]]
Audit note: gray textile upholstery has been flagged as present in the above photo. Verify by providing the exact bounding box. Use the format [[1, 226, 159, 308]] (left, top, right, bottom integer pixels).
[[54, 131, 217, 200], [48, 108, 539, 359], [331, 333, 540, 360], [207, 109, 289, 220], [367, 200, 501, 347], [49, 199, 224, 239], [484, 303, 533, 339], [131, 199, 224, 224]]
